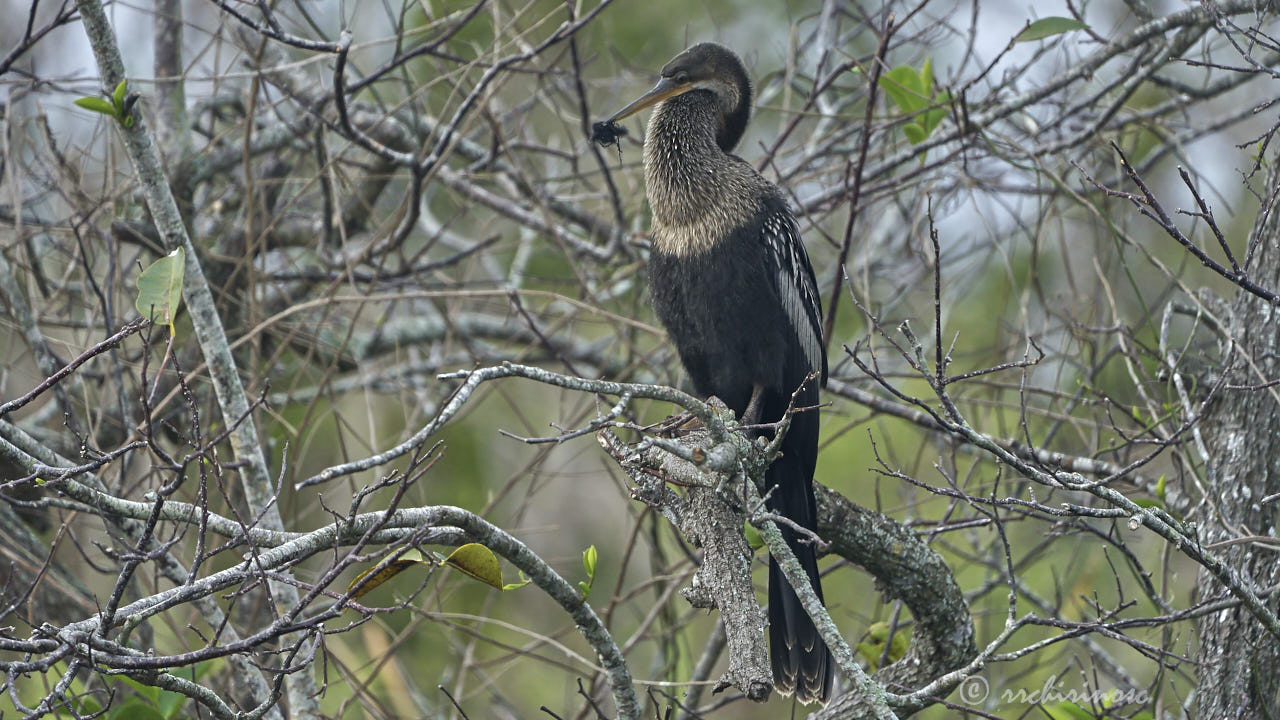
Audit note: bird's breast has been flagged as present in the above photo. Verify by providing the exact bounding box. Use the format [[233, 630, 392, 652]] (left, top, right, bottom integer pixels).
[[650, 216, 731, 258], [645, 170, 761, 258]]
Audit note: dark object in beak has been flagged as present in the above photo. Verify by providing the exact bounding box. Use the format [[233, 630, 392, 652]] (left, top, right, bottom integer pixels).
[[592, 76, 692, 148], [591, 120, 627, 147]]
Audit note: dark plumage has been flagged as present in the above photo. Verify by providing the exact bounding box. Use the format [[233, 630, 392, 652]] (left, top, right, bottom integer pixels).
[[599, 43, 833, 704]]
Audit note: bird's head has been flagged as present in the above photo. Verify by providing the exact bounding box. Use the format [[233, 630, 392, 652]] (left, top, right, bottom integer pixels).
[[605, 43, 752, 152]]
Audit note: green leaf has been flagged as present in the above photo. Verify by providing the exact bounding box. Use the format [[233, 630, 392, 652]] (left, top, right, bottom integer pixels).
[[577, 545, 598, 601], [743, 521, 763, 552], [881, 61, 950, 147], [918, 57, 934, 96], [1016, 17, 1090, 42], [112, 80, 128, 114], [502, 571, 532, 591], [445, 543, 504, 590], [75, 96, 118, 118], [1156, 474, 1166, 502], [879, 66, 926, 113], [921, 92, 952, 136], [135, 247, 186, 334]]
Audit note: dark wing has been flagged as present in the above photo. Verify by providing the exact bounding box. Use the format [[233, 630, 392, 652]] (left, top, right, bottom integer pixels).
[[761, 201, 827, 382]]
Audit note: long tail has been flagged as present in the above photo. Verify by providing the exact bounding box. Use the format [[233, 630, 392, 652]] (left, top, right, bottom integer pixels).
[[765, 447, 834, 704]]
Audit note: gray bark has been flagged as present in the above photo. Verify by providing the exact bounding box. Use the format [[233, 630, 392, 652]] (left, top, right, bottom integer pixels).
[[1193, 159, 1280, 718], [74, 1, 320, 714]]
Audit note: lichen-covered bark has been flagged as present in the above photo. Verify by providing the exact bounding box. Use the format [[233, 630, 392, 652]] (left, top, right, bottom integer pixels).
[[152, 0, 188, 159], [602, 417, 975, 717], [74, 2, 320, 715], [814, 488, 977, 718], [1194, 159, 1280, 718]]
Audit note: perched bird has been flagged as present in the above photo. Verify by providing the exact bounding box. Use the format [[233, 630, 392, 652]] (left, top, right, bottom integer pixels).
[[599, 43, 833, 704]]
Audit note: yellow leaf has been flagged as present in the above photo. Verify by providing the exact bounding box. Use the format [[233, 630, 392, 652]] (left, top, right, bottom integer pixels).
[[445, 543, 504, 590], [347, 552, 431, 600]]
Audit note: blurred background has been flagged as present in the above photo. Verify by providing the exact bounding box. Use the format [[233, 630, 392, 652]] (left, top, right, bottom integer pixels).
[[2, 0, 1278, 717]]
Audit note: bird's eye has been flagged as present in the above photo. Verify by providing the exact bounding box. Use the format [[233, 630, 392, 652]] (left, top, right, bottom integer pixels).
[[675, 71, 690, 84]]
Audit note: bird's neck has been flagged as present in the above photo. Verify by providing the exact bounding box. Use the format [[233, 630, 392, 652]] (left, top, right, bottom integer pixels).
[[644, 94, 758, 257]]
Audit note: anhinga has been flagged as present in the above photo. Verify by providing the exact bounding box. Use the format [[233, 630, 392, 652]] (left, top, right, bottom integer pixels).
[[598, 43, 834, 704]]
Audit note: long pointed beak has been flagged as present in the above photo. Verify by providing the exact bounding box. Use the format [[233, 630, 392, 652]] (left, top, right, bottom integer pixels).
[[606, 76, 692, 122]]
